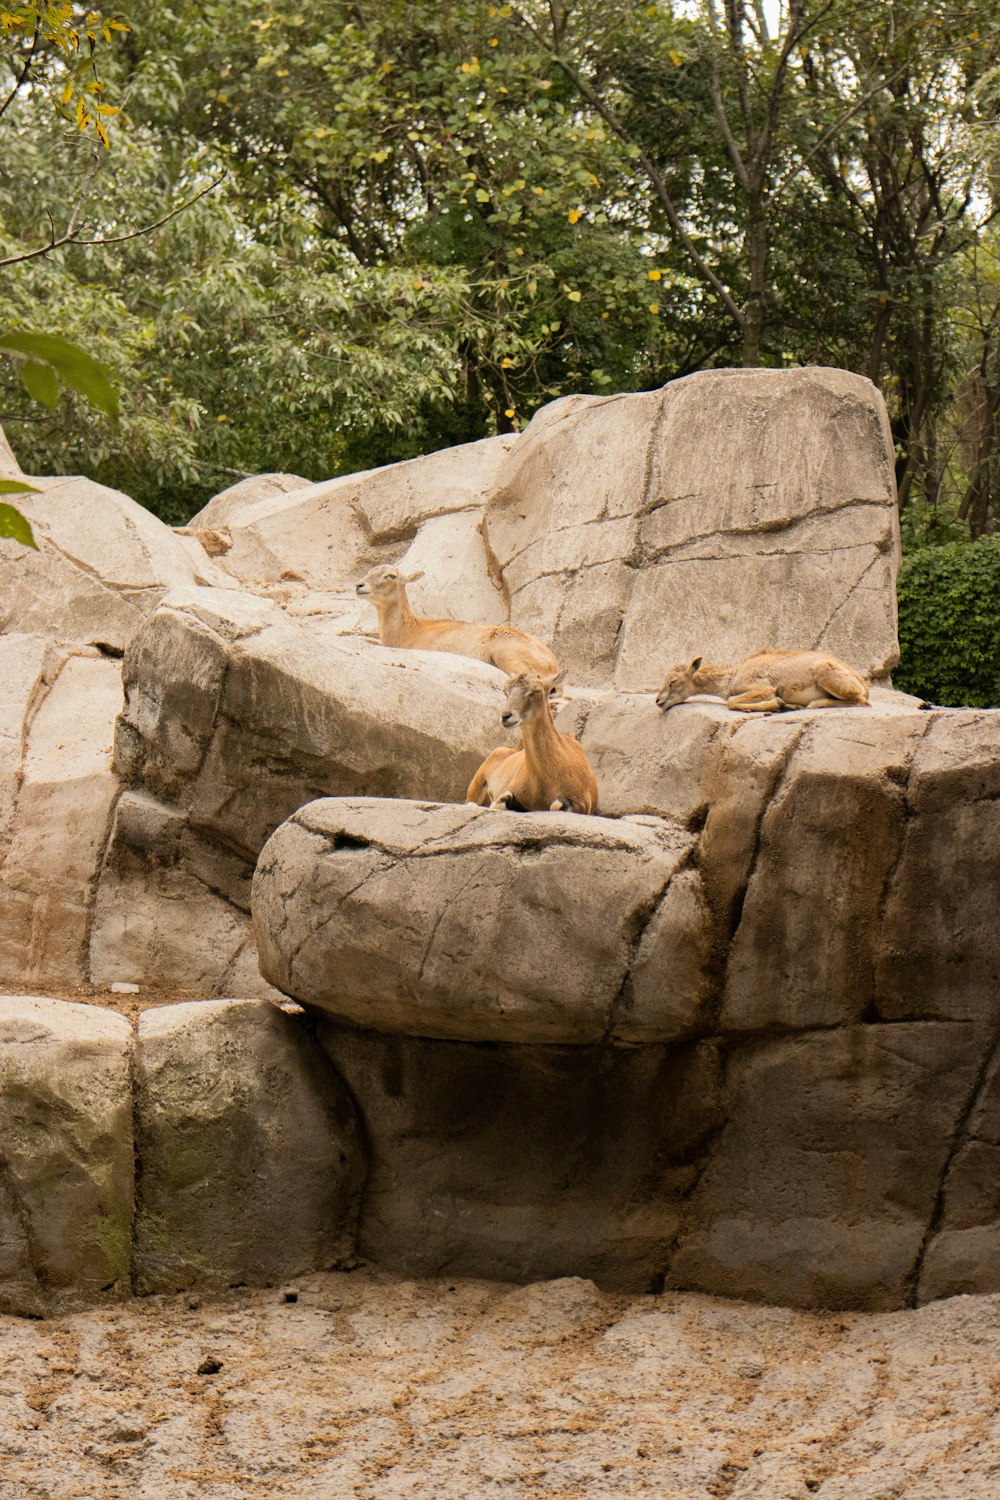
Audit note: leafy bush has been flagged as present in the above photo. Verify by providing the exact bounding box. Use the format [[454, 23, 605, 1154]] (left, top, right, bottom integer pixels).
[[896, 539, 1000, 707]]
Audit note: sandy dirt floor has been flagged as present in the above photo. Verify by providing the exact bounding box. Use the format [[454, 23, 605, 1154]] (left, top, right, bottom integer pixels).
[[1, 1268, 999, 1499]]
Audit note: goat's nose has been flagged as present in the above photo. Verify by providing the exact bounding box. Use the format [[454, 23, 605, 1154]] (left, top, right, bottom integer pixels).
[[501, 712, 516, 727], [355, 582, 366, 594]]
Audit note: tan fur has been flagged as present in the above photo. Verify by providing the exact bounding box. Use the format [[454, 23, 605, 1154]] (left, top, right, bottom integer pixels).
[[656, 650, 870, 713], [466, 672, 599, 815], [356, 565, 560, 677]]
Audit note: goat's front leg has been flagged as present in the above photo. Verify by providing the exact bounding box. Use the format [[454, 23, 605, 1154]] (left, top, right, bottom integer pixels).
[[490, 789, 516, 811]]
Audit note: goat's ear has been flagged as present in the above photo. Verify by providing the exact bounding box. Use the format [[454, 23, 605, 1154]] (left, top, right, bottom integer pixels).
[[402, 569, 424, 583], [689, 656, 703, 673], [548, 669, 568, 688]]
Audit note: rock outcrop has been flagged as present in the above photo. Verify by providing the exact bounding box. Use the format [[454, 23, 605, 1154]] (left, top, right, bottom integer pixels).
[[3, 366, 998, 1315], [484, 369, 900, 689], [250, 682, 1000, 1308]]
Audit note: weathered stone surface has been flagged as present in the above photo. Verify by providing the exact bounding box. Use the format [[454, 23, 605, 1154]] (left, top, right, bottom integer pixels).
[[1, 476, 212, 650], [88, 790, 281, 999], [317, 1022, 723, 1289], [0, 648, 121, 990], [876, 711, 1000, 1023], [719, 708, 932, 1031], [484, 368, 900, 689], [187, 435, 513, 595], [0, 996, 132, 1316], [133, 999, 365, 1294], [667, 1023, 988, 1310], [253, 797, 698, 1045]]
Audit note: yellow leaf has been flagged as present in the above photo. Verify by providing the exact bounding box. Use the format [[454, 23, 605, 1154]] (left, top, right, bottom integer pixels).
[[488, 37, 499, 46], [668, 49, 683, 65], [412, 279, 426, 289], [76, 96, 86, 127], [567, 290, 582, 302], [587, 172, 600, 187], [532, 186, 545, 196], [95, 119, 109, 148], [217, 414, 228, 422], [504, 408, 516, 418], [649, 302, 660, 314], [648, 269, 662, 280], [61, 81, 73, 103], [460, 55, 480, 73], [568, 209, 582, 224], [501, 357, 515, 368]]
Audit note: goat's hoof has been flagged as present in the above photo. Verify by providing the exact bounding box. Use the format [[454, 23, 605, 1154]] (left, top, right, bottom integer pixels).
[[550, 799, 567, 812]]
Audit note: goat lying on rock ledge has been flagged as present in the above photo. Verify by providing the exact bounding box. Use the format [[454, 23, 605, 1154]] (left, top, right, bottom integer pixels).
[[356, 564, 561, 679], [657, 650, 871, 713], [466, 671, 599, 814]]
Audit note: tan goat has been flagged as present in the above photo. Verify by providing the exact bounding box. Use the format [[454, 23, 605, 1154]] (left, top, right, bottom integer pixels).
[[656, 650, 870, 713], [466, 671, 599, 814], [356, 564, 561, 678]]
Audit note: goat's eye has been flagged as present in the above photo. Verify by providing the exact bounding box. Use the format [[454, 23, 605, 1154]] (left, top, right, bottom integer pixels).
[[385, 573, 397, 581]]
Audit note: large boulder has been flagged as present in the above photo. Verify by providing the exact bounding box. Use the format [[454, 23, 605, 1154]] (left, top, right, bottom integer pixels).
[[0, 475, 221, 651], [0, 996, 132, 1316], [133, 999, 365, 1294], [252, 798, 701, 1045], [484, 368, 900, 688]]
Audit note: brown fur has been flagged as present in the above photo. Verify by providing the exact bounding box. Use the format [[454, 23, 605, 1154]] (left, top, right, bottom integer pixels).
[[356, 565, 560, 677], [466, 672, 599, 814], [656, 650, 870, 713]]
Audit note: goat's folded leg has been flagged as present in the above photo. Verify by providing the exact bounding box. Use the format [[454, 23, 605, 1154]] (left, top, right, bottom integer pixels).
[[489, 790, 516, 811], [726, 685, 785, 713]]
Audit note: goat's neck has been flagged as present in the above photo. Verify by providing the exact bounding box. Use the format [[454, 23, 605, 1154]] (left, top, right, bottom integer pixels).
[[375, 588, 419, 645], [519, 705, 565, 775], [694, 662, 736, 696]]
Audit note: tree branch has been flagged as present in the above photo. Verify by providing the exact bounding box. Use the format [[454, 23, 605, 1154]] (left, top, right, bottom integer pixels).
[[0, 177, 226, 269]]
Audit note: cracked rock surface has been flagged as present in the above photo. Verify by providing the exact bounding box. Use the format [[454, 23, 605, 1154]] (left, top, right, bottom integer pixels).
[[253, 797, 699, 1045]]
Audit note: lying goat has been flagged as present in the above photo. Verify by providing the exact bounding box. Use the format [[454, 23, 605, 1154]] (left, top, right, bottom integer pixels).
[[466, 671, 599, 814], [356, 565, 560, 678], [656, 650, 870, 713]]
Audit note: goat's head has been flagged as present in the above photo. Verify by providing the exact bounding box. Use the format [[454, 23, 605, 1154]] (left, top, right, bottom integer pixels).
[[355, 564, 425, 601], [501, 670, 567, 727], [656, 656, 703, 711]]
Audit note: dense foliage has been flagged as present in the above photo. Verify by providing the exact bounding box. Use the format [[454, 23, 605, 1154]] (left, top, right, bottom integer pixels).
[[896, 540, 1000, 707], [1, 2, 999, 696]]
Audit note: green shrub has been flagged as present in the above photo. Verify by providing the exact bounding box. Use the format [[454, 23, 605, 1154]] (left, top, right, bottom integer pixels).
[[895, 539, 1000, 707]]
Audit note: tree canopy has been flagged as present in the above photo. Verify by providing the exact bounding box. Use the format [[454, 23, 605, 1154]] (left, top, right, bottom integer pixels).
[[1, 0, 998, 533]]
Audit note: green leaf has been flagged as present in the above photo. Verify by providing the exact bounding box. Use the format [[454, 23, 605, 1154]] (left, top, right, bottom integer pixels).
[[0, 503, 37, 549], [20, 360, 61, 407], [0, 479, 39, 495], [0, 332, 119, 420]]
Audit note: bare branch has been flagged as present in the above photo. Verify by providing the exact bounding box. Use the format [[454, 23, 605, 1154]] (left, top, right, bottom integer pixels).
[[0, 177, 226, 269]]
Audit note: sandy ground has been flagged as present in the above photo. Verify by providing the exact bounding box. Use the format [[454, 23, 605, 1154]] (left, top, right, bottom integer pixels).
[[1, 1269, 999, 1500]]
